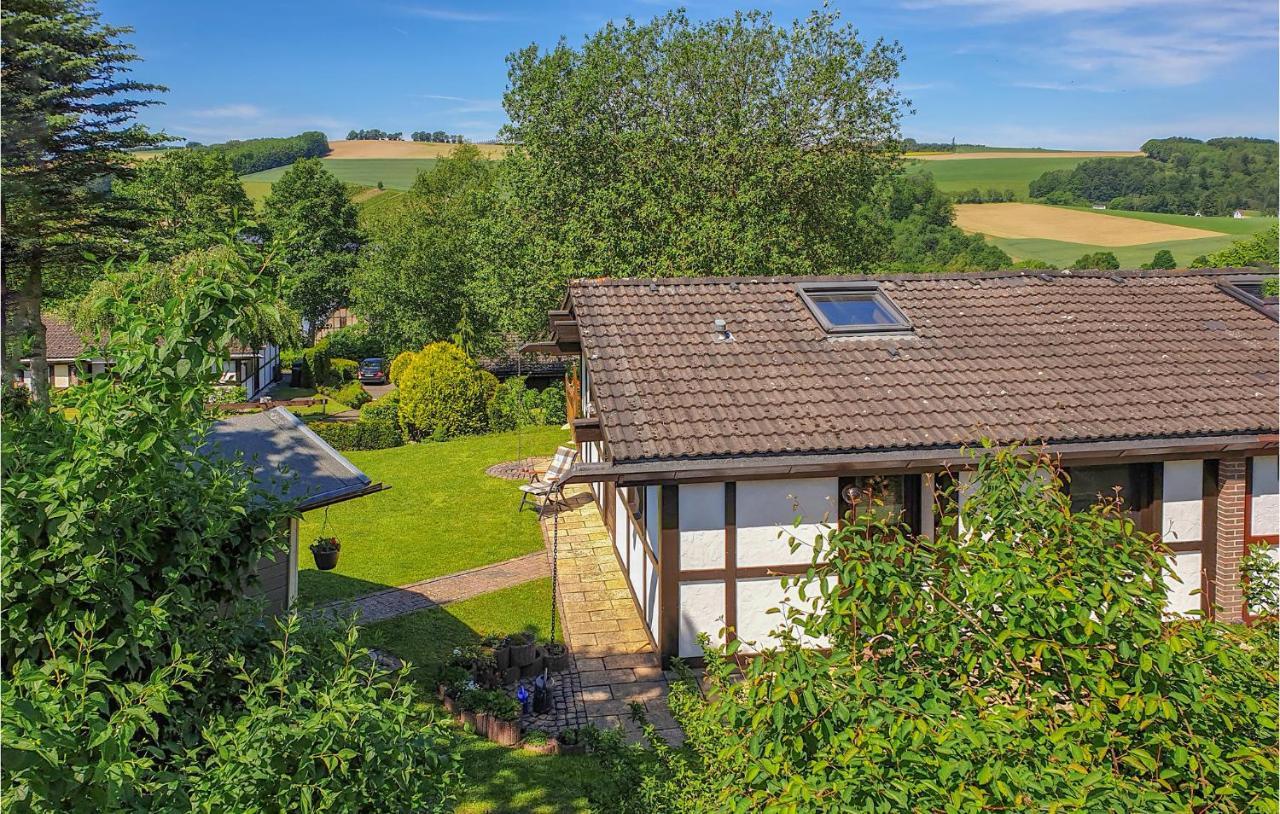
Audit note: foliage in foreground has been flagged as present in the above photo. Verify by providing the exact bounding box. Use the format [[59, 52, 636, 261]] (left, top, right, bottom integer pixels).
[[1, 253, 462, 811], [627, 447, 1279, 812]]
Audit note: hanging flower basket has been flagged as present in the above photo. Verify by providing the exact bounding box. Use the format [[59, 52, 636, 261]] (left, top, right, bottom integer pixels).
[[310, 537, 340, 570]]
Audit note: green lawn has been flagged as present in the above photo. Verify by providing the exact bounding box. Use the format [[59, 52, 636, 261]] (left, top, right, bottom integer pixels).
[[990, 232, 1263, 269], [268, 384, 353, 416], [905, 156, 1115, 198], [1057, 207, 1276, 236], [361, 579, 603, 814], [298, 426, 569, 604], [241, 157, 438, 191]]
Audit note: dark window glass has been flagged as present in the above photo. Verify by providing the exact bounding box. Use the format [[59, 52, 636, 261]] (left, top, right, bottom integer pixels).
[[1068, 465, 1142, 521], [842, 475, 905, 523]]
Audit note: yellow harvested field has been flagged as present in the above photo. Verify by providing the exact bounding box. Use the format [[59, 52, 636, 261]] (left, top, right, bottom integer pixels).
[[954, 203, 1224, 246], [325, 140, 508, 159], [911, 150, 1141, 161]]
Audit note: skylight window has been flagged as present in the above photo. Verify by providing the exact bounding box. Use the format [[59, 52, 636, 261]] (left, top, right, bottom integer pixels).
[[797, 283, 912, 335]]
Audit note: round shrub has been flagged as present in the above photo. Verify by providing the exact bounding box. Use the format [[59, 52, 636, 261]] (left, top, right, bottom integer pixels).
[[397, 342, 496, 441], [388, 351, 416, 385]]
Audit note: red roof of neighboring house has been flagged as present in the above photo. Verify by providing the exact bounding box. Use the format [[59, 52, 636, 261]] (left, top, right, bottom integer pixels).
[[42, 313, 87, 361], [563, 268, 1278, 466]]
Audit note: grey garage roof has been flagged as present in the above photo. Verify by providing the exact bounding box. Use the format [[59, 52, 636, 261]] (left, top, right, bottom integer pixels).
[[204, 408, 383, 511]]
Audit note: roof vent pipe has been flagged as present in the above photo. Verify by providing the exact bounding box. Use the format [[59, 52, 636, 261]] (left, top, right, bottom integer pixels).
[[714, 318, 733, 342]]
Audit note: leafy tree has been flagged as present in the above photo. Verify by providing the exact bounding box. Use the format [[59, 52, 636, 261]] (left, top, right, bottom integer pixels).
[[192, 130, 328, 175], [1072, 250, 1120, 269], [1200, 223, 1279, 268], [625, 446, 1278, 812], [2, 253, 462, 809], [1, 0, 165, 402], [116, 148, 253, 259], [476, 8, 909, 338], [882, 173, 1012, 273], [354, 145, 494, 354], [262, 157, 362, 340], [1142, 248, 1176, 269]]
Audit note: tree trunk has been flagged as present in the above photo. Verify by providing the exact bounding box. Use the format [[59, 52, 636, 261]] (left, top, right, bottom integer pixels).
[[20, 261, 49, 406]]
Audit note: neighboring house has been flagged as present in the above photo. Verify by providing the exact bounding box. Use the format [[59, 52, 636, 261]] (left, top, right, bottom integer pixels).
[[204, 407, 385, 612], [530, 268, 1280, 664], [314, 306, 358, 340], [17, 312, 282, 399], [1233, 209, 1246, 219]]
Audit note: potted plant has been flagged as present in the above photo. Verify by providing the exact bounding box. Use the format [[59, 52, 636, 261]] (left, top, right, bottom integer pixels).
[[310, 536, 340, 570], [507, 631, 536, 667], [459, 688, 486, 735], [543, 641, 570, 672], [485, 693, 522, 746], [521, 729, 556, 755], [554, 727, 587, 756]]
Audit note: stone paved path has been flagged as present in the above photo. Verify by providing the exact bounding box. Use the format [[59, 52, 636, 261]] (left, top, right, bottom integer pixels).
[[313, 552, 549, 624], [541, 486, 682, 745]]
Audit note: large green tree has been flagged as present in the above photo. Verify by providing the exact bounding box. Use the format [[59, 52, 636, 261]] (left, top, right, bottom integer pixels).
[[262, 157, 362, 340], [116, 148, 252, 259], [1, 0, 165, 402], [354, 145, 494, 354], [476, 8, 908, 338]]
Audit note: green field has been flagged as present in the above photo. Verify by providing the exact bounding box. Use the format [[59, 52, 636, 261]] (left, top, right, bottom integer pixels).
[[241, 157, 438, 191], [906, 156, 1105, 198], [1058, 208, 1272, 236]]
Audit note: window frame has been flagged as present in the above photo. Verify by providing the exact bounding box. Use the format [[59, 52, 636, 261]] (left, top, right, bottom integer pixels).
[[796, 281, 913, 336]]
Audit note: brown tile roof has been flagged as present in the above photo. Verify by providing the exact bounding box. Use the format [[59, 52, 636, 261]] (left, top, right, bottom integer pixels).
[[43, 313, 87, 361], [569, 269, 1279, 465]]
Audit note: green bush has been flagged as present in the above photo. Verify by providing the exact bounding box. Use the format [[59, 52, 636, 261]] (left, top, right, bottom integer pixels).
[[301, 337, 333, 387], [389, 350, 416, 385], [397, 342, 496, 441], [210, 385, 248, 405], [309, 418, 402, 451], [360, 391, 399, 422], [324, 324, 383, 362], [537, 382, 567, 425], [623, 447, 1280, 812], [330, 357, 359, 383], [320, 380, 371, 409]]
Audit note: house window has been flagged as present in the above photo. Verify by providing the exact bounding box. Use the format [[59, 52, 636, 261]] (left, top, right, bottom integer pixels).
[[1219, 274, 1278, 315], [839, 474, 922, 532], [797, 283, 912, 335], [1065, 463, 1156, 532]]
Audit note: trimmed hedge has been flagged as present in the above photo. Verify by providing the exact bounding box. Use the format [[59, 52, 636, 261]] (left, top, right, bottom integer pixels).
[[309, 419, 403, 451], [360, 392, 399, 422], [321, 380, 371, 409], [330, 358, 358, 383]]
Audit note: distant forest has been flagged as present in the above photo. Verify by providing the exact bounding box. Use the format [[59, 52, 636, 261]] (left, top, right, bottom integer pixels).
[[1029, 137, 1279, 215], [346, 128, 465, 143], [186, 131, 329, 175]]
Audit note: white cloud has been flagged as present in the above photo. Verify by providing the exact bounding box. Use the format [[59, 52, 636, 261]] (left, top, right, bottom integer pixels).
[[396, 5, 515, 23], [191, 103, 264, 119]]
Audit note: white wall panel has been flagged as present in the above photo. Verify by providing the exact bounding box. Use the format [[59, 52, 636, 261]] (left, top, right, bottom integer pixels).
[[735, 575, 832, 652], [645, 485, 660, 557], [679, 483, 725, 570], [1162, 460, 1203, 544], [613, 489, 628, 561], [627, 519, 645, 608], [678, 581, 725, 658], [1252, 456, 1279, 537], [736, 478, 837, 567], [1164, 550, 1203, 616]]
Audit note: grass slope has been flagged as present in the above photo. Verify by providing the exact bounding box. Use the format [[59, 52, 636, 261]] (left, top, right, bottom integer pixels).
[[241, 157, 438, 191], [298, 426, 569, 605], [1057, 208, 1274, 236], [361, 579, 602, 814], [905, 156, 1109, 197]]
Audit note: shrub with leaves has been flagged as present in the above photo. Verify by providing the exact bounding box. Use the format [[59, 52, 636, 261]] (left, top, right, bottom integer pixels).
[[388, 349, 416, 385], [1243, 546, 1280, 618], [329, 356, 359, 383], [359, 391, 399, 422], [310, 418, 402, 451], [1, 251, 464, 809], [396, 342, 496, 440], [319, 379, 370, 409], [634, 446, 1279, 813]]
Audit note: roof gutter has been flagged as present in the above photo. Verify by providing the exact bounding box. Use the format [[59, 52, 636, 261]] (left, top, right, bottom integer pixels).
[[563, 433, 1278, 486]]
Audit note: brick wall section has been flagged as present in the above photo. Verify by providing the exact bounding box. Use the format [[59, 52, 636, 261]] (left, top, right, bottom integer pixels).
[[1214, 458, 1247, 622]]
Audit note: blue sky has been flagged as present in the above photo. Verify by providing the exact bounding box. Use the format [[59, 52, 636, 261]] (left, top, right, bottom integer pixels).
[[100, 0, 1278, 150]]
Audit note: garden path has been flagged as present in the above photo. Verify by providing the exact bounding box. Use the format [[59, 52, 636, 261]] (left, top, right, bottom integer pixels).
[[541, 486, 683, 745], [312, 552, 549, 624]]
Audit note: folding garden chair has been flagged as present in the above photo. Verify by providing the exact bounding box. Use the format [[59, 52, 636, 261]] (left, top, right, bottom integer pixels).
[[519, 445, 578, 517]]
